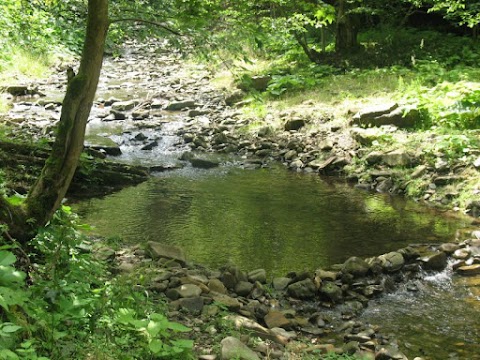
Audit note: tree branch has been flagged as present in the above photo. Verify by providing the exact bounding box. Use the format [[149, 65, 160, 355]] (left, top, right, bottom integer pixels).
[[109, 18, 182, 36]]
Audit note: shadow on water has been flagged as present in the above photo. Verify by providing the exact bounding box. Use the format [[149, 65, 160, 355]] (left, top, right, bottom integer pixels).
[[74, 164, 468, 276]]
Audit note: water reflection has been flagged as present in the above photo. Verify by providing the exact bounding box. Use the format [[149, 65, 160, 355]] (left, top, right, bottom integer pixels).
[[74, 165, 467, 276]]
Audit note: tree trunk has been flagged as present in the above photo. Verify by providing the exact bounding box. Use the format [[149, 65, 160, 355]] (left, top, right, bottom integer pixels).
[[1, 0, 109, 243], [335, 0, 358, 54]]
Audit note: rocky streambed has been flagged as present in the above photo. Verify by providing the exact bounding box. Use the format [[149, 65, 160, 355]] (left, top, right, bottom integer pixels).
[[2, 40, 480, 359]]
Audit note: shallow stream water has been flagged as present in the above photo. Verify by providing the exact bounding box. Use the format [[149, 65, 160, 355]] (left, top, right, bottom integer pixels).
[[74, 164, 480, 359]]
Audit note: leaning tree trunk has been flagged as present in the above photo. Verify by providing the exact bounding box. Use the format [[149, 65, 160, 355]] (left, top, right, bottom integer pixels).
[[335, 0, 358, 54], [1, 0, 109, 243]]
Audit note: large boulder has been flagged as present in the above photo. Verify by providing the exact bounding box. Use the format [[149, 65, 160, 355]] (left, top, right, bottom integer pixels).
[[342, 257, 370, 278], [420, 251, 448, 271], [287, 278, 317, 299], [146, 241, 186, 266], [377, 252, 405, 273], [319, 281, 343, 303], [284, 118, 306, 131], [352, 102, 420, 128]]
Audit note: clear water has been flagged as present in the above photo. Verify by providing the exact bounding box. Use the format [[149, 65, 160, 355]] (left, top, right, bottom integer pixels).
[[360, 268, 480, 359], [74, 165, 467, 276], [74, 164, 480, 359]]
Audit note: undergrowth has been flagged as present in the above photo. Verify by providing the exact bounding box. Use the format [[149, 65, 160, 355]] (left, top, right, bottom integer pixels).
[[0, 206, 193, 360]]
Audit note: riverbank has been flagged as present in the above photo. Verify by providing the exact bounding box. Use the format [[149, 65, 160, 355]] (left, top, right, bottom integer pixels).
[[1, 40, 480, 359]]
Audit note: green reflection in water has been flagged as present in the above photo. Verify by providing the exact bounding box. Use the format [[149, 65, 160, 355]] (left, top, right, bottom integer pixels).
[[74, 165, 467, 276]]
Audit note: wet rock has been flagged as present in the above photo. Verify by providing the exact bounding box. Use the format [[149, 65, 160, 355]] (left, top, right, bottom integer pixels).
[[189, 157, 220, 169], [377, 252, 404, 273], [141, 141, 158, 150], [319, 281, 343, 303], [110, 109, 127, 120], [220, 336, 260, 360], [111, 100, 136, 111], [315, 269, 338, 282], [284, 118, 306, 131], [146, 241, 186, 266], [224, 315, 288, 344], [456, 264, 480, 276], [419, 251, 447, 271], [453, 248, 470, 260], [264, 310, 291, 329], [165, 100, 196, 110], [343, 257, 370, 278], [287, 278, 317, 299], [438, 243, 460, 254]]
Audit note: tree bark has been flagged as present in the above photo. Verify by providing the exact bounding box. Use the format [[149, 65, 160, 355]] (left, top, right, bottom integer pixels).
[[1, 0, 110, 243], [335, 0, 358, 54]]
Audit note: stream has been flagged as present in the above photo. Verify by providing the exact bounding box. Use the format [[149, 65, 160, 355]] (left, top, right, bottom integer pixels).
[[5, 39, 480, 359]]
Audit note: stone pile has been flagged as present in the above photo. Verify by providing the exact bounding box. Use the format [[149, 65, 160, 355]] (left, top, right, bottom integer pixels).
[[102, 231, 480, 360]]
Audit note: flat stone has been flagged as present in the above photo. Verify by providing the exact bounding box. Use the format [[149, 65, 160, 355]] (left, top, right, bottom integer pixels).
[[264, 310, 291, 329], [220, 336, 260, 360], [146, 241, 186, 266], [211, 293, 241, 311], [189, 157, 220, 169], [166, 100, 196, 110], [111, 100, 136, 111], [456, 264, 480, 276]]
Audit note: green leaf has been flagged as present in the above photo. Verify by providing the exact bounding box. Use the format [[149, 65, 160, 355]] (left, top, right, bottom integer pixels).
[[1, 324, 22, 333], [171, 339, 194, 349], [0, 251, 16, 266], [148, 339, 163, 354], [167, 322, 191, 332], [0, 348, 20, 359]]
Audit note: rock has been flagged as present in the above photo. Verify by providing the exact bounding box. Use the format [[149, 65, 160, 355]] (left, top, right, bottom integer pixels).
[[420, 251, 448, 271], [225, 90, 244, 106], [264, 311, 291, 329], [220, 336, 260, 360], [166, 100, 196, 110], [343, 257, 370, 278], [210, 293, 242, 311], [141, 141, 158, 150], [438, 243, 460, 254], [146, 241, 186, 266], [224, 315, 288, 345], [248, 269, 267, 284], [381, 150, 412, 167], [319, 281, 343, 303], [352, 103, 419, 128], [284, 118, 306, 131], [177, 296, 204, 314], [176, 284, 203, 298], [375, 346, 408, 360], [208, 279, 228, 294], [189, 157, 220, 169], [235, 281, 254, 297], [287, 278, 317, 299], [453, 248, 470, 260], [456, 264, 480, 276], [272, 277, 291, 291], [377, 252, 404, 273], [257, 126, 274, 137], [111, 100, 136, 111], [315, 269, 338, 282], [110, 109, 127, 120]]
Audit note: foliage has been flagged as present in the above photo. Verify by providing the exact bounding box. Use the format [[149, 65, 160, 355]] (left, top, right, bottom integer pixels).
[[0, 207, 193, 359]]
